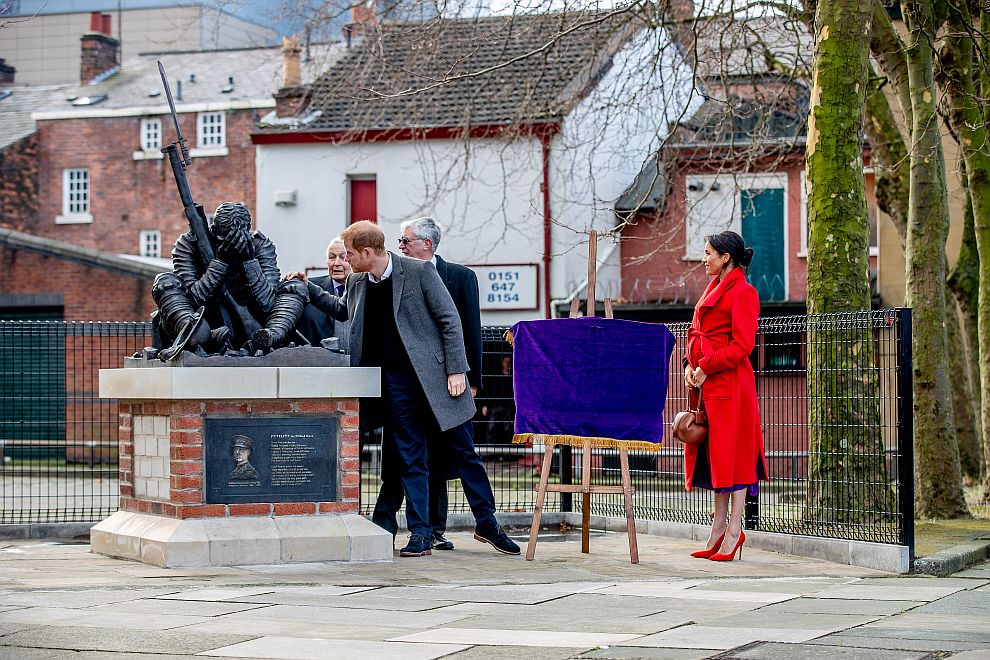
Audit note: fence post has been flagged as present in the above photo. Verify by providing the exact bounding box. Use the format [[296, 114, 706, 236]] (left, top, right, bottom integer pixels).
[[744, 491, 759, 530], [895, 308, 914, 559], [559, 445, 573, 512]]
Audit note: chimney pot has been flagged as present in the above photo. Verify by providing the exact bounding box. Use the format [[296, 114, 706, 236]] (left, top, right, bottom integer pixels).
[[102, 13, 113, 36], [0, 58, 15, 85], [282, 35, 302, 88], [89, 11, 102, 32]]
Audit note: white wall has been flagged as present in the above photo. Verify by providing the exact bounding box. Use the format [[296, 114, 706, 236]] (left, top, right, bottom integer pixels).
[[548, 25, 698, 304], [256, 137, 546, 325]]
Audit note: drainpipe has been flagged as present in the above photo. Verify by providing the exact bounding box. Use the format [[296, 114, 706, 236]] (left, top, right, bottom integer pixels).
[[541, 130, 553, 319]]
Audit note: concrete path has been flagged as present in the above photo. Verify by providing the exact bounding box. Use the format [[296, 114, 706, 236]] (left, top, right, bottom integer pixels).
[[0, 529, 988, 659]]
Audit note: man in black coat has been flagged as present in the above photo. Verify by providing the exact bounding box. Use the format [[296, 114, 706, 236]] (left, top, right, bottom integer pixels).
[[295, 237, 351, 351], [371, 216, 483, 551]]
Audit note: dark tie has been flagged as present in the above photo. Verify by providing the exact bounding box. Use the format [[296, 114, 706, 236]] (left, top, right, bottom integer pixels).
[[334, 284, 344, 297]]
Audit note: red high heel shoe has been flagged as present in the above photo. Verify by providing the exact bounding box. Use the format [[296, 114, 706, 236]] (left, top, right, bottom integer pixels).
[[709, 531, 745, 561], [690, 533, 725, 559]]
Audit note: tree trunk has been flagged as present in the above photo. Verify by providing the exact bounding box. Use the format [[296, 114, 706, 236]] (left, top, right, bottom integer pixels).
[[804, 0, 893, 523], [946, 291, 982, 481], [864, 85, 909, 245], [902, 0, 969, 518], [937, 0, 990, 500]]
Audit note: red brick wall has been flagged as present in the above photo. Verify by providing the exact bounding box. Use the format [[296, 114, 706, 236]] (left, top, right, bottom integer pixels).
[[33, 110, 257, 255], [0, 134, 40, 231], [0, 246, 155, 320], [621, 155, 808, 304], [118, 398, 361, 519]]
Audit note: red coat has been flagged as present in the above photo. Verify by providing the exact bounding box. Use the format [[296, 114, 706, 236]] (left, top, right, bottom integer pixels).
[[683, 267, 768, 491]]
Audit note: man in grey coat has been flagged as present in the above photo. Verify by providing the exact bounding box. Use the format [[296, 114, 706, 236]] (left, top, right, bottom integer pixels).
[[291, 221, 518, 558]]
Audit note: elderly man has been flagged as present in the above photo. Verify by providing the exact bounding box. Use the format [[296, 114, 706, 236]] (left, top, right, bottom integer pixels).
[[289, 221, 518, 557], [294, 237, 352, 351], [373, 217, 482, 551]]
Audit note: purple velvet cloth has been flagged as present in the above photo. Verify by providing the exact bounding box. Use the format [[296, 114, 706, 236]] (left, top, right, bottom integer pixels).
[[510, 317, 676, 444]]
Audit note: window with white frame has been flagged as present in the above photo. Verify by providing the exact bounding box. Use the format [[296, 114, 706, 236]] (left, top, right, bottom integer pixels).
[[140, 118, 162, 151], [197, 112, 225, 148], [139, 230, 161, 258], [62, 168, 89, 215]]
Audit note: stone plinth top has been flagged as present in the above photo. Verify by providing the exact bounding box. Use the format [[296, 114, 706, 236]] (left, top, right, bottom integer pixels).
[[99, 366, 381, 400]]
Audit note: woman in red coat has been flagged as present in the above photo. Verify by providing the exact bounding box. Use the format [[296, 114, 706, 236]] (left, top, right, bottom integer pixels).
[[683, 231, 768, 561]]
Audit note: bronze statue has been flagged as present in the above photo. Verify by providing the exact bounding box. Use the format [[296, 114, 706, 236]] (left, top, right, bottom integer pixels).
[[149, 63, 307, 360], [152, 202, 308, 358]]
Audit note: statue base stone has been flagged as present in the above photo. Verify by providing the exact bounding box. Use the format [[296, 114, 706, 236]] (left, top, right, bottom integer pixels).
[[94, 366, 391, 568]]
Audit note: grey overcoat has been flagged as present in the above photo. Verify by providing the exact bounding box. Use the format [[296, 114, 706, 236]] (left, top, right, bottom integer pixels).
[[317, 252, 475, 431]]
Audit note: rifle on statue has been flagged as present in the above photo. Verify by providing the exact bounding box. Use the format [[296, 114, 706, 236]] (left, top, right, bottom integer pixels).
[[157, 61, 262, 346]]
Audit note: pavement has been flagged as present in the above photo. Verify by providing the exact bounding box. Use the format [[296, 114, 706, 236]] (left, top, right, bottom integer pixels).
[[1, 528, 989, 660]]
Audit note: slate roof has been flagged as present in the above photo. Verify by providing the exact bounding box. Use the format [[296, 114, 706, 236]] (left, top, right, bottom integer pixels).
[[285, 12, 643, 133], [672, 15, 811, 146], [30, 43, 346, 115], [0, 84, 73, 148]]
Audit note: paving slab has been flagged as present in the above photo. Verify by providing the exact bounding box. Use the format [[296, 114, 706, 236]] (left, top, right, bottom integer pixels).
[[0, 589, 173, 608], [373, 582, 606, 605], [0, 648, 66, 659], [579, 648, 718, 660], [711, 641, 931, 659], [445, 646, 579, 660], [198, 637, 470, 659], [813, 636, 990, 653], [702, 611, 880, 630], [863, 612, 990, 634], [593, 582, 798, 604], [0, 626, 256, 654], [833, 627, 990, 644], [153, 588, 281, 602], [911, 589, 990, 615], [622, 625, 838, 649], [88, 599, 269, 617], [217, 603, 473, 628], [181, 618, 411, 641], [813, 584, 968, 601], [389, 627, 644, 648], [227, 589, 448, 611], [757, 597, 921, 615], [947, 651, 990, 659], [0, 622, 36, 637]]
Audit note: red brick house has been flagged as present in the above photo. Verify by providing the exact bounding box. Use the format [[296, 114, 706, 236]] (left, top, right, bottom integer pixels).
[[0, 18, 345, 320], [617, 15, 879, 320]]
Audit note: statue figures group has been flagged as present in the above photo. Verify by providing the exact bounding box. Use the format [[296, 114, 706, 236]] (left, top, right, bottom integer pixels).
[[151, 201, 309, 359]]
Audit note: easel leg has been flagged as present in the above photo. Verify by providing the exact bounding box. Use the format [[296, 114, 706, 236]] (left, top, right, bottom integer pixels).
[[619, 448, 639, 564], [526, 444, 556, 561], [581, 438, 592, 554]]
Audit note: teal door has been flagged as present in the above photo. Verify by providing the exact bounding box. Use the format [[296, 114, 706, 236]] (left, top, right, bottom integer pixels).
[[740, 188, 786, 301]]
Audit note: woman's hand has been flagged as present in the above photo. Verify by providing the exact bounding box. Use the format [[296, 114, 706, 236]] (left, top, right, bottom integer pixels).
[[684, 365, 698, 389], [692, 367, 707, 387]]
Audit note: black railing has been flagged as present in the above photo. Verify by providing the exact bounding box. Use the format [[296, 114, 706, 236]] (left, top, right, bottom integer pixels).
[[1, 311, 913, 549]]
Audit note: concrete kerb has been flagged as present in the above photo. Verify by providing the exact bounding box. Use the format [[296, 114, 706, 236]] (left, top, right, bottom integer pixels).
[[0, 522, 94, 540], [913, 537, 990, 577]]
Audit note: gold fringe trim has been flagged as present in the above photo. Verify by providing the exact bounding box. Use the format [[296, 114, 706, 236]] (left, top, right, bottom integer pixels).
[[512, 433, 662, 452], [504, 329, 514, 348]]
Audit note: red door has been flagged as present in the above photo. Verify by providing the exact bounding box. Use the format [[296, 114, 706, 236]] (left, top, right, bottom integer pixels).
[[350, 178, 377, 224]]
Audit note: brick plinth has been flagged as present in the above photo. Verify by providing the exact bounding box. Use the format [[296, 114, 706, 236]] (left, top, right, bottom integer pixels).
[[118, 398, 361, 519]]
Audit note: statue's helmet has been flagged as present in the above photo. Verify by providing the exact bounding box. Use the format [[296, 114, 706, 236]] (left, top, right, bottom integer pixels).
[[210, 202, 252, 239]]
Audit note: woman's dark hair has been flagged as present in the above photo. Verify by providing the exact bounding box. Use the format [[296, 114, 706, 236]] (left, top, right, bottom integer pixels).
[[705, 231, 755, 269]]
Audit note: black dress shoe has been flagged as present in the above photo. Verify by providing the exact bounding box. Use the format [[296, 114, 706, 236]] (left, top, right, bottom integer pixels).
[[432, 532, 455, 551], [399, 534, 432, 557], [474, 523, 520, 555]]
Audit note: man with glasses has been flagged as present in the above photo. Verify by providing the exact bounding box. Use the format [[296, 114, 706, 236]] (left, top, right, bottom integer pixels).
[[373, 217, 483, 552]]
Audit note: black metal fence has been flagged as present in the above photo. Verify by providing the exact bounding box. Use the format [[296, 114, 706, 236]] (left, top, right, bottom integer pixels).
[[1, 310, 913, 549]]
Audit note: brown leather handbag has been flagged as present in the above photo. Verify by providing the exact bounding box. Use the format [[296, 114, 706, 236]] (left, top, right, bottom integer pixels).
[[672, 386, 708, 445]]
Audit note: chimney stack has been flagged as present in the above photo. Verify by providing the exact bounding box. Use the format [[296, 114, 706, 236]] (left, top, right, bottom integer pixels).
[[80, 12, 120, 85], [343, 0, 376, 44], [0, 58, 15, 85], [273, 35, 310, 118]]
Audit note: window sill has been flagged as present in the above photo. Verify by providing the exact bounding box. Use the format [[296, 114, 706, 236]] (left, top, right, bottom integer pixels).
[[132, 150, 164, 160], [55, 213, 93, 225], [190, 146, 228, 158]]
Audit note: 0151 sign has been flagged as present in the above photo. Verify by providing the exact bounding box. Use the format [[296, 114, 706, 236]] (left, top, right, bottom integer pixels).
[[469, 264, 538, 310]]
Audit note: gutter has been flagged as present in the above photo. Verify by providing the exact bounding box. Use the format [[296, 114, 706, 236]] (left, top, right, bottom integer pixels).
[[0, 227, 168, 279]]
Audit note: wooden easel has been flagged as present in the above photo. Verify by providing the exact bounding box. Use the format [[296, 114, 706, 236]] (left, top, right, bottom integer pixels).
[[525, 231, 639, 564]]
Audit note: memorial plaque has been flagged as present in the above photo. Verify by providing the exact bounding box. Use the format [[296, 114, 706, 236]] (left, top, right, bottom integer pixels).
[[204, 417, 337, 504]]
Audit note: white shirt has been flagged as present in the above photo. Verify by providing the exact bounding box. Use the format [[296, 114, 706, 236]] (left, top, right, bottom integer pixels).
[[369, 253, 393, 284]]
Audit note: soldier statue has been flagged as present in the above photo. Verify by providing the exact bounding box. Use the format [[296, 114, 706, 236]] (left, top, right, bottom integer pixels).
[[151, 201, 308, 359]]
